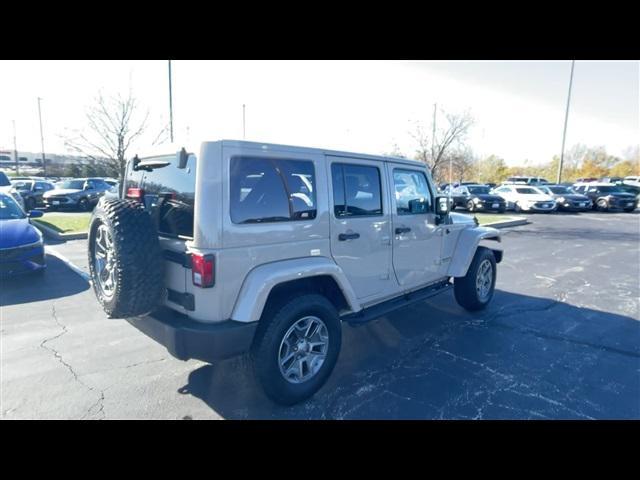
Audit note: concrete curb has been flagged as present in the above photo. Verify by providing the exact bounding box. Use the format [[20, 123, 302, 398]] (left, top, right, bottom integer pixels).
[[32, 221, 88, 240], [482, 216, 529, 229]]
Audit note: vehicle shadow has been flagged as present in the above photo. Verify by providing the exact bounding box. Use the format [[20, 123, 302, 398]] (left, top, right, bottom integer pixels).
[[0, 254, 90, 307], [179, 289, 640, 419]]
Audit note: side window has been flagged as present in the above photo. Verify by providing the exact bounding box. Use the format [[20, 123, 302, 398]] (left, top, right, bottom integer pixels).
[[230, 156, 317, 224], [331, 163, 382, 217], [34, 182, 45, 191], [85, 180, 96, 190], [393, 169, 432, 215]]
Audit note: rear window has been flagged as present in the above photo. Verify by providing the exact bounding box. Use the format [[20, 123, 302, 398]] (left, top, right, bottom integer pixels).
[[230, 156, 317, 224], [133, 154, 197, 239]]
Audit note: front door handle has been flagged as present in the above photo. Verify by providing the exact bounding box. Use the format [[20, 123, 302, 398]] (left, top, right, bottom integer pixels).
[[338, 232, 360, 241], [395, 227, 411, 234]]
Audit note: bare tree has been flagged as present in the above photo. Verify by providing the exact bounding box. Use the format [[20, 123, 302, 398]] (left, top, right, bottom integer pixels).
[[449, 147, 477, 183], [63, 90, 163, 183], [410, 109, 474, 176]]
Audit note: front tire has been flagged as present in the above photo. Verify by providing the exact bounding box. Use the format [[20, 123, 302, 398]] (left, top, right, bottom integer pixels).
[[466, 200, 475, 212], [454, 247, 497, 311], [251, 294, 342, 405], [596, 199, 608, 212]]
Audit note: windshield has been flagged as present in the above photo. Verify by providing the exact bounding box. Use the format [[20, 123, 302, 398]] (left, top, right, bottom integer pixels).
[[548, 186, 571, 194], [0, 195, 25, 220], [468, 186, 490, 194], [58, 180, 85, 190], [536, 186, 552, 194], [0, 172, 11, 187], [515, 187, 540, 195], [596, 185, 624, 193]]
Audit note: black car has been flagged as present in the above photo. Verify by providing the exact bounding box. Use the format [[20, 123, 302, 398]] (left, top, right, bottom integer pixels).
[[42, 178, 112, 211], [450, 184, 506, 213], [573, 183, 637, 212], [11, 179, 56, 210], [536, 185, 592, 212]]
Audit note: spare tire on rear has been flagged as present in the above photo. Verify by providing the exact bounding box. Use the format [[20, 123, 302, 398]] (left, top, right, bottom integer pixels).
[[88, 198, 164, 318]]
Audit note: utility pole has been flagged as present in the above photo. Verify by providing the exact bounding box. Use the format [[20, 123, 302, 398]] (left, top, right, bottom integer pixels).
[[37, 97, 46, 177], [168, 60, 174, 143], [242, 104, 246, 140], [13, 120, 19, 176], [557, 60, 575, 184]]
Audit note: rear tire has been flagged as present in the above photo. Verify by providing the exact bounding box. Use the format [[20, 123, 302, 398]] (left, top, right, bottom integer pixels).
[[251, 294, 342, 405], [454, 247, 497, 311], [88, 198, 164, 318]]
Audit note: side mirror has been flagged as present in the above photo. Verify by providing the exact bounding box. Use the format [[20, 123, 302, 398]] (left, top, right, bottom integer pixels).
[[28, 210, 43, 218], [435, 196, 451, 216]]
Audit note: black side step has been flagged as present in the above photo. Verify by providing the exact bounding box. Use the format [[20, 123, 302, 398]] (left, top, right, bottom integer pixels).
[[342, 280, 452, 326]]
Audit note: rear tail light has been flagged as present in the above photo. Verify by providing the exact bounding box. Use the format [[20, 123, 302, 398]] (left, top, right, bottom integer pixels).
[[192, 254, 215, 288], [126, 187, 144, 200]]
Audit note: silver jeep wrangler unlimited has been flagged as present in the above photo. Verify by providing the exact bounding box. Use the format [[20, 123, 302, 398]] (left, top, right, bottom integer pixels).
[[88, 140, 502, 405]]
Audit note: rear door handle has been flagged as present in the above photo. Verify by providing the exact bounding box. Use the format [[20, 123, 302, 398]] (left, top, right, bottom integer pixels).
[[338, 232, 360, 241], [395, 227, 411, 234]]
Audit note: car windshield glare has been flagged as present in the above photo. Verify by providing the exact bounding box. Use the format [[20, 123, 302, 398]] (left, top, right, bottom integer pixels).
[[0, 195, 26, 220]]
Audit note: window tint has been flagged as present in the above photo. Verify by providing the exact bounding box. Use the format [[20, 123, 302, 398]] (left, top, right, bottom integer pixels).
[[468, 186, 490, 194], [230, 157, 316, 224], [140, 154, 197, 238], [331, 164, 382, 217], [393, 169, 432, 215]]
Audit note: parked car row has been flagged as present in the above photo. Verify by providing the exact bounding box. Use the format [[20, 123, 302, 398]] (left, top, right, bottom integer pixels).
[[440, 180, 638, 214], [7, 176, 117, 212]]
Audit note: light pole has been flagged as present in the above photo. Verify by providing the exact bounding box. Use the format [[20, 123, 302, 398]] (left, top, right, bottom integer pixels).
[[557, 60, 575, 184], [37, 97, 46, 177], [168, 60, 174, 143]]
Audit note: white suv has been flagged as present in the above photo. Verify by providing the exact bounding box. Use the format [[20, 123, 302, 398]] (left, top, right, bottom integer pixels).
[[492, 184, 556, 213], [87, 140, 504, 405]]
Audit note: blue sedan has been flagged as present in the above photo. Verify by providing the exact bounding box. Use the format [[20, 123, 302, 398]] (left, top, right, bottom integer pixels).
[[0, 193, 46, 276]]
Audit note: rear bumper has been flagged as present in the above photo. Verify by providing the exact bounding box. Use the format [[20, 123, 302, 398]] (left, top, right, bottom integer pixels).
[[126, 307, 258, 362]]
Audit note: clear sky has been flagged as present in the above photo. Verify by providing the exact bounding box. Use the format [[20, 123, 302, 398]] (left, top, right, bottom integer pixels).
[[0, 60, 637, 165]]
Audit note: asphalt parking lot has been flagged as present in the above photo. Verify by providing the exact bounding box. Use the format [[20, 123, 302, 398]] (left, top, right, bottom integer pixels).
[[1, 211, 639, 419]]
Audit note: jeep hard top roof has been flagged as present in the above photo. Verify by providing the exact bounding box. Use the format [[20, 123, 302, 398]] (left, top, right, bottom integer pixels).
[[135, 139, 425, 168]]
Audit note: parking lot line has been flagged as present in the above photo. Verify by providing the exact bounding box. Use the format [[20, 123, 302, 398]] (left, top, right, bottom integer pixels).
[[44, 246, 90, 282]]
